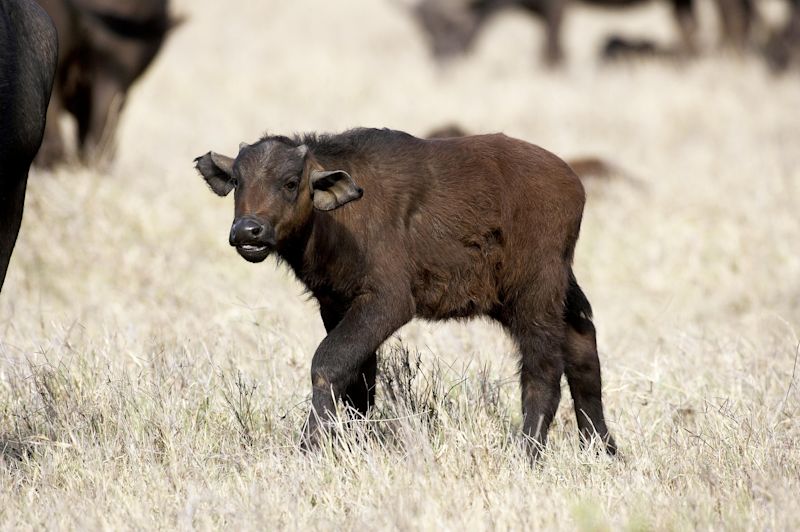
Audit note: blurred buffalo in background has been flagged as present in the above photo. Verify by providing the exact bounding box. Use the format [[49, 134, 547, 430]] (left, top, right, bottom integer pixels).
[[764, 0, 800, 72], [34, 0, 179, 168], [0, 0, 57, 291], [600, 35, 673, 61], [411, 0, 756, 65]]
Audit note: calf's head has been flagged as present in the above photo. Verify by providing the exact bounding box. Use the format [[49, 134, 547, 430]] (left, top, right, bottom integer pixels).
[[195, 140, 363, 263]]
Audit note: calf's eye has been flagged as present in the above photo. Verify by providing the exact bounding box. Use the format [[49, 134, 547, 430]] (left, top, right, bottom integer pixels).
[[285, 181, 298, 191]]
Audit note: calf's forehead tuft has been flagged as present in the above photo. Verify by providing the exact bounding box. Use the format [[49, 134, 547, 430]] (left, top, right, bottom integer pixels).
[[235, 141, 303, 178]]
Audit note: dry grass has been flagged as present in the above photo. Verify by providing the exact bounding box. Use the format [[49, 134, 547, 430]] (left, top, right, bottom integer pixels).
[[2, 0, 799, 529]]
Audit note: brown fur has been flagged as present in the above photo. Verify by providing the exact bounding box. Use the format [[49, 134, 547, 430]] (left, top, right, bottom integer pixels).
[[195, 127, 617, 460], [427, 125, 634, 183]]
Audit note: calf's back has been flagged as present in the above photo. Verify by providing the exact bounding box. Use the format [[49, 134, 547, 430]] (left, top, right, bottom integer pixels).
[[302, 130, 585, 321]]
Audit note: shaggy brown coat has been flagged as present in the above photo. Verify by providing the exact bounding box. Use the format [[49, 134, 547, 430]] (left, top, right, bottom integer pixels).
[[195, 128, 617, 459]]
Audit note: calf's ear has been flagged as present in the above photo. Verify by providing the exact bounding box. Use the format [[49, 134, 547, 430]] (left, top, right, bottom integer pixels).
[[310, 170, 363, 211], [194, 151, 235, 196]]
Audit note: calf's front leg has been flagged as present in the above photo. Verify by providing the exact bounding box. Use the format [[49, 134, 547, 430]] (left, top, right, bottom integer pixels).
[[320, 304, 378, 417], [302, 291, 413, 449]]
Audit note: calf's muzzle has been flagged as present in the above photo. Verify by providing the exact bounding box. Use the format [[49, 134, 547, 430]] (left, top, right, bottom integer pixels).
[[229, 216, 275, 263]]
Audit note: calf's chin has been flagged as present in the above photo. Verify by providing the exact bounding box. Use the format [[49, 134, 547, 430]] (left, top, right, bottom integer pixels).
[[236, 246, 271, 263]]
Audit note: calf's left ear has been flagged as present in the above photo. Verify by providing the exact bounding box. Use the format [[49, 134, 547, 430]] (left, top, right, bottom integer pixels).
[[194, 151, 235, 196], [310, 170, 363, 211]]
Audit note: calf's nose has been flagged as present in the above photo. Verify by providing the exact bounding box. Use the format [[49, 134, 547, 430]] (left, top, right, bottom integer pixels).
[[229, 217, 266, 246]]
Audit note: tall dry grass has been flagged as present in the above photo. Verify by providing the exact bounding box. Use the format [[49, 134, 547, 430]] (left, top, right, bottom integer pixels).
[[1, 0, 798, 529]]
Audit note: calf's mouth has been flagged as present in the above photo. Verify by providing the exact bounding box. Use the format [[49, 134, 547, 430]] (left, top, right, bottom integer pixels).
[[236, 243, 271, 263]]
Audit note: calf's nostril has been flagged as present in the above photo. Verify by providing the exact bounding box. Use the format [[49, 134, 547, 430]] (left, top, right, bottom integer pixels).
[[230, 218, 270, 246]]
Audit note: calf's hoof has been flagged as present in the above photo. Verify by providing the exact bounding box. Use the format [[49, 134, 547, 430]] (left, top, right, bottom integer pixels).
[[299, 410, 338, 452]]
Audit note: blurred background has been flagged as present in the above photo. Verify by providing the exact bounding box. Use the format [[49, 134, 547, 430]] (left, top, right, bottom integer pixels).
[[1, 0, 799, 528]]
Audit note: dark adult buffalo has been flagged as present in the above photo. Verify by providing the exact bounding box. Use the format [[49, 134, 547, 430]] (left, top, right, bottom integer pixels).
[[0, 0, 57, 291], [34, 0, 176, 167], [195, 128, 617, 460], [412, 0, 753, 65]]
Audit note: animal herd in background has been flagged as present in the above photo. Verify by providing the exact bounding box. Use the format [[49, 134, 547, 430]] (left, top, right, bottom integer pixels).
[[412, 0, 799, 69], [1, 0, 798, 458]]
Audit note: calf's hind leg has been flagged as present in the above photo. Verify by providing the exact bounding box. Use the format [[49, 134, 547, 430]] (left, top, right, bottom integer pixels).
[[502, 304, 566, 461], [563, 277, 617, 454]]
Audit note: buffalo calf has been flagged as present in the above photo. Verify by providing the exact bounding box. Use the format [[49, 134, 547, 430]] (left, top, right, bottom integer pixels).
[[196, 128, 617, 460], [0, 0, 57, 291]]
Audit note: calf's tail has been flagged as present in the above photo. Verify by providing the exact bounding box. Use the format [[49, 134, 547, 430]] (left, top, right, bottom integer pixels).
[[565, 269, 593, 326]]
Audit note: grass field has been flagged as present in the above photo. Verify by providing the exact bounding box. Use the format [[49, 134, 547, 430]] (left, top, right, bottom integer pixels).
[[2, 0, 799, 529]]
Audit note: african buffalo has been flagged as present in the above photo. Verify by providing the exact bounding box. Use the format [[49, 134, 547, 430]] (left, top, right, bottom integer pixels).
[[34, 0, 176, 167], [412, 0, 753, 65], [0, 0, 57, 292], [196, 128, 617, 460]]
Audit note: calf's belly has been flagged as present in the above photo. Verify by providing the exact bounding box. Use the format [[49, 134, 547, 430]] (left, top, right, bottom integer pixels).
[[409, 237, 504, 321]]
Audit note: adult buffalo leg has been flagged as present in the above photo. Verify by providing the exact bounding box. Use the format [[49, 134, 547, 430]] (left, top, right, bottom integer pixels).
[[715, 0, 755, 49], [320, 304, 378, 418], [79, 76, 124, 167], [673, 0, 698, 54], [303, 291, 413, 449], [542, 0, 566, 65], [0, 172, 28, 291], [34, 90, 65, 168]]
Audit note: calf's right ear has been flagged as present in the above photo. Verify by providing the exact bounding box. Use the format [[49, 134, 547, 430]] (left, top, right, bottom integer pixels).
[[194, 152, 235, 196], [310, 170, 363, 211]]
